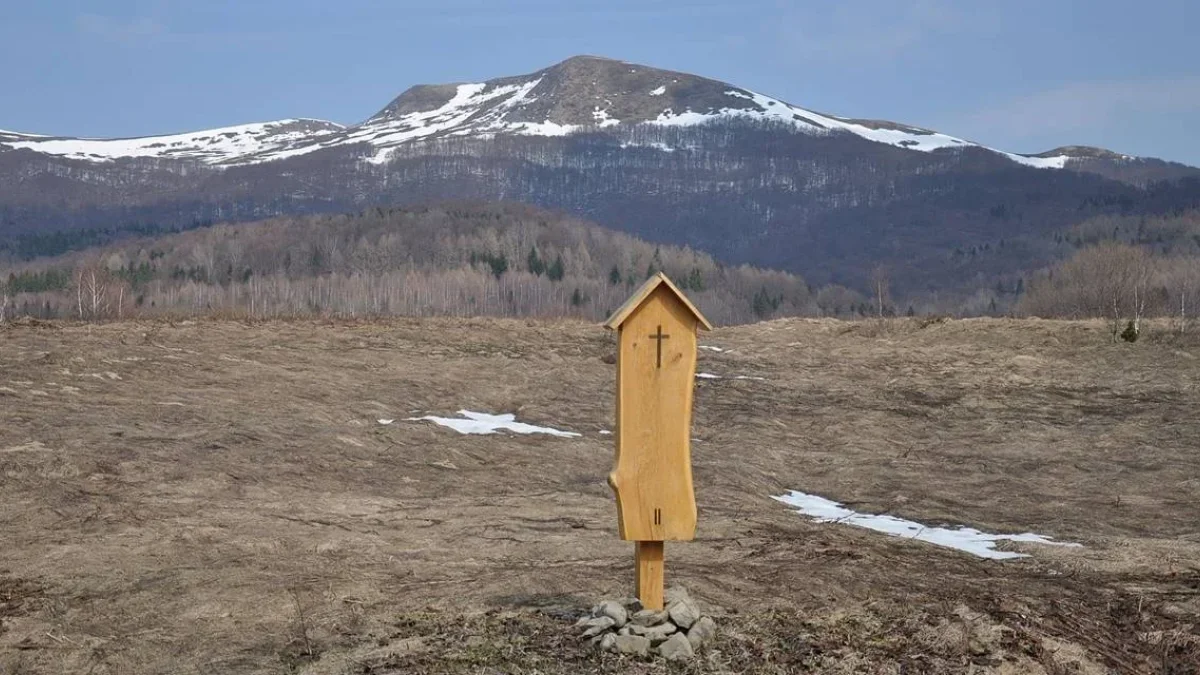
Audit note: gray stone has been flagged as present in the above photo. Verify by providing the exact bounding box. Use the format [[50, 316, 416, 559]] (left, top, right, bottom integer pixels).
[[664, 586, 691, 605], [629, 609, 669, 627], [612, 634, 651, 656], [580, 616, 615, 638], [617, 625, 632, 636], [686, 616, 716, 650], [630, 622, 677, 644], [619, 597, 643, 612], [667, 597, 701, 630], [599, 633, 617, 652], [598, 600, 628, 628], [656, 632, 695, 661]]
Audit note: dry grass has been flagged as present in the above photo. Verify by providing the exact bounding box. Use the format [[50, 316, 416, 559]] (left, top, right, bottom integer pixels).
[[0, 316, 1198, 674]]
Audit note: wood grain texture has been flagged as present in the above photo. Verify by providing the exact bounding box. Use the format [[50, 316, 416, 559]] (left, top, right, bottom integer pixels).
[[608, 284, 699, 541], [635, 541, 665, 610], [604, 272, 713, 332]]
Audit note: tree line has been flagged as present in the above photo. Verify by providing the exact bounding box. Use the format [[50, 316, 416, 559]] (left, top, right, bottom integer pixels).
[[4, 201, 1196, 330], [0, 202, 829, 325], [1017, 241, 1200, 339]]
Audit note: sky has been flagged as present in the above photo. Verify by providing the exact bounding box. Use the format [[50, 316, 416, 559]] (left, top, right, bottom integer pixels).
[[3, 0, 1199, 166]]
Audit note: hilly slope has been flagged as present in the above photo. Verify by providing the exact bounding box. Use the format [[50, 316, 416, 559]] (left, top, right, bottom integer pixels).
[[3, 56, 1199, 296], [0, 202, 821, 325]]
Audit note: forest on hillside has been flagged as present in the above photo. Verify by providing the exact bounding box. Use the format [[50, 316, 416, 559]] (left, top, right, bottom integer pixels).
[[1016, 211, 1200, 337], [1, 201, 1198, 332], [0, 202, 831, 325], [6, 115, 1200, 303]]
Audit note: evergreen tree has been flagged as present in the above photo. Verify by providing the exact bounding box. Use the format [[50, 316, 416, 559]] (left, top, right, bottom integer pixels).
[[751, 286, 781, 318], [1120, 320, 1139, 343], [547, 255, 564, 281], [488, 254, 508, 279], [527, 247, 545, 276], [3, 269, 71, 294], [608, 265, 622, 286], [471, 251, 509, 278]]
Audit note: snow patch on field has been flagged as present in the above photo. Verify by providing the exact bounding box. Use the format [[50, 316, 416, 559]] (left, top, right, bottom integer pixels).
[[697, 372, 763, 381], [408, 410, 580, 437], [773, 490, 1081, 560]]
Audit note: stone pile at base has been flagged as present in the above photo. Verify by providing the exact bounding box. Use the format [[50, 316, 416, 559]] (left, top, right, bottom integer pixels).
[[575, 587, 716, 661]]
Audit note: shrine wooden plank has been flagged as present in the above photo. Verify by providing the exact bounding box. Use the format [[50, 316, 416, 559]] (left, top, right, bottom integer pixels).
[[603, 272, 713, 332], [635, 541, 665, 610], [606, 274, 709, 542]]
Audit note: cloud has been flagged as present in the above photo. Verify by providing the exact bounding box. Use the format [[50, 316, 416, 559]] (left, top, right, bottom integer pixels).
[[958, 77, 1200, 140], [75, 14, 165, 43]]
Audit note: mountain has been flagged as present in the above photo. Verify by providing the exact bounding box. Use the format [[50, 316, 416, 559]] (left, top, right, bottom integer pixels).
[[3, 55, 1199, 296], [0, 55, 1155, 170]]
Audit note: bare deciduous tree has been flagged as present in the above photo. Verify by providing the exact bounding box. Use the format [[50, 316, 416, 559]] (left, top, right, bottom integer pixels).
[[1020, 242, 1157, 339], [73, 262, 122, 321], [871, 265, 890, 318]]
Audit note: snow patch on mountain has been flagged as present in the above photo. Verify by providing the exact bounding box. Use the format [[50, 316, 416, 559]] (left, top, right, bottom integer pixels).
[[2, 119, 344, 164], [648, 89, 1072, 169], [0, 62, 1087, 171], [509, 120, 580, 136], [592, 109, 620, 127], [350, 79, 543, 148], [620, 140, 676, 152], [0, 129, 49, 139], [1004, 153, 1070, 169]]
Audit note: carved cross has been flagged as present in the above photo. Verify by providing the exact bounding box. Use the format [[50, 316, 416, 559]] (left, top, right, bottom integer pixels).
[[649, 325, 670, 368]]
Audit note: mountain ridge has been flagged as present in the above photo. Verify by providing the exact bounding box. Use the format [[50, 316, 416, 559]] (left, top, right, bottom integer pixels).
[[3, 55, 1199, 299], [3, 55, 1190, 172]]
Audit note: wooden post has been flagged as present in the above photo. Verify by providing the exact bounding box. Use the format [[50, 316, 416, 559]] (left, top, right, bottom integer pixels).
[[635, 541, 665, 610], [603, 273, 712, 609]]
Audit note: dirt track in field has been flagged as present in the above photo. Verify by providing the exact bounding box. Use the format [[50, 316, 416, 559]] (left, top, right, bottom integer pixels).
[[1, 317, 1198, 674]]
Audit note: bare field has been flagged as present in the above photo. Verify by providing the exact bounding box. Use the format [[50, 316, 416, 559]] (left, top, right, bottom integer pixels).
[[1, 317, 1198, 674]]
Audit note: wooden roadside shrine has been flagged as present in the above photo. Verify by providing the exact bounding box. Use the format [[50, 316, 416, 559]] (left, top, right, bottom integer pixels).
[[603, 272, 712, 610]]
